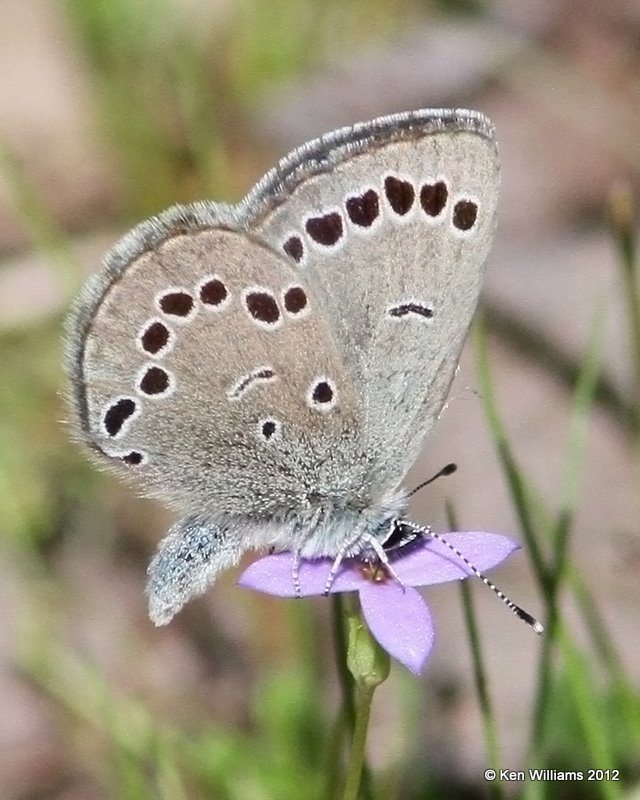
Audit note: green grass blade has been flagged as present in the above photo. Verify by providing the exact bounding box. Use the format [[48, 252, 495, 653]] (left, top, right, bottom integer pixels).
[[473, 312, 548, 587], [447, 501, 504, 800]]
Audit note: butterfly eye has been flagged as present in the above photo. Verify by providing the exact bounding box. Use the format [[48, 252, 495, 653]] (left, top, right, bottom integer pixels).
[[381, 522, 422, 553]]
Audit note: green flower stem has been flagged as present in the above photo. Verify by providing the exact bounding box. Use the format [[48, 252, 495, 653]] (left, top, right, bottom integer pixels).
[[325, 594, 355, 800], [332, 593, 356, 731], [342, 682, 376, 800], [329, 594, 376, 800], [341, 599, 390, 800]]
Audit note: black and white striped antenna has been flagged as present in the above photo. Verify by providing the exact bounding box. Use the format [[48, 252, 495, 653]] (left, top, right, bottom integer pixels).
[[429, 525, 542, 634], [388, 465, 544, 635]]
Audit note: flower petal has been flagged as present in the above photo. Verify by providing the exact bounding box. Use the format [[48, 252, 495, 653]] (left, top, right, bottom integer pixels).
[[238, 553, 368, 597], [391, 532, 519, 587], [359, 583, 435, 674]]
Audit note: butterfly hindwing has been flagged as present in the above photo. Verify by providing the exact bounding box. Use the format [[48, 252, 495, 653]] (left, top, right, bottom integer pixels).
[[66, 212, 369, 521]]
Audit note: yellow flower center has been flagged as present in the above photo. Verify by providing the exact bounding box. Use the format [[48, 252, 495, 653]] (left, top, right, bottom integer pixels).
[[360, 561, 391, 583]]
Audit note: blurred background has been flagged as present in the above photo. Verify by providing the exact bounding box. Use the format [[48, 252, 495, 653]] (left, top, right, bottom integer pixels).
[[1, 0, 639, 798]]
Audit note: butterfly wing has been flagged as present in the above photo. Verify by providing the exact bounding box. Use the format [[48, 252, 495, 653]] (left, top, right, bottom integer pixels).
[[65, 207, 369, 523], [245, 109, 499, 490]]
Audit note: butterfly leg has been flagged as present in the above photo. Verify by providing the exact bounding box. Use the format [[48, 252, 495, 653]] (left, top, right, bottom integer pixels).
[[324, 537, 361, 594], [146, 516, 242, 625], [323, 532, 394, 594], [362, 534, 406, 590], [292, 549, 302, 598]]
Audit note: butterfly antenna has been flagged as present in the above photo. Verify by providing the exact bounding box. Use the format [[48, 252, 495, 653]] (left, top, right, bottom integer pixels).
[[422, 526, 544, 634], [407, 462, 457, 498]]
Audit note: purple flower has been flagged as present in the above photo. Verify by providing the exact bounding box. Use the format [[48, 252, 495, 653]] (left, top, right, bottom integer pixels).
[[238, 532, 519, 674]]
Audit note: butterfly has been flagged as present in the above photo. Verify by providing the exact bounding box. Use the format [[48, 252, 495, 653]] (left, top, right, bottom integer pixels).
[[64, 108, 500, 624]]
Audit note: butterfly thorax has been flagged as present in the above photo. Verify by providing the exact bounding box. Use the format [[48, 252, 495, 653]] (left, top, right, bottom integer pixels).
[[217, 486, 409, 560]]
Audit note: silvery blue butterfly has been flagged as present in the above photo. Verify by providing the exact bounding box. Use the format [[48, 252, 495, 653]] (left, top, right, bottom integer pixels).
[[64, 108, 500, 625]]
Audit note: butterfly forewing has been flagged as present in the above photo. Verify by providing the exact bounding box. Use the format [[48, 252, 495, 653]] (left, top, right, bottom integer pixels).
[[246, 109, 499, 489]]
